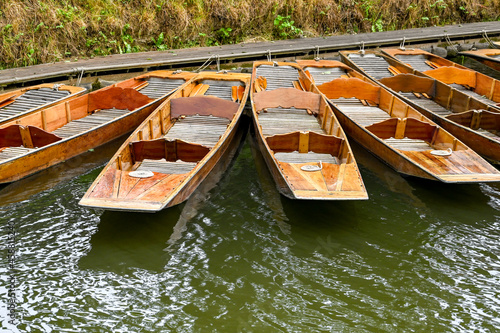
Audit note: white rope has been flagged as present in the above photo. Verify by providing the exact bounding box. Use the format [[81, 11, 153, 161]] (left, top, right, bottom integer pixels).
[[195, 54, 216, 72], [399, 37, 406, 51], [76, 67, 85, 86], [266, 49, 272, 62], [444, 34, 458, 52], [359, 41, 365, 55], [482, 30, 499, 49], [314, 45, 320, 61]]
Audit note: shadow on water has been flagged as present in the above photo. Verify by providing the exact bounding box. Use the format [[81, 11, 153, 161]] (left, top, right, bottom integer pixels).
[[79, 115, 251, 273], [78, 207, 184, 273]]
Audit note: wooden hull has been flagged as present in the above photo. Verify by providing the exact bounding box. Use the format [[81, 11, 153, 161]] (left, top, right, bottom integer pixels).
[[80, 72, 251, 212], [0, 103, 159, 183], [459, 49, 500, 72], [0, 84, 86, 126], [339, 50, 500, 164], [0, 70, 195, 184], [379, 74, 500, 164], [379, 48, 500, 110], [330, 104, 500, 183], [299, 60, 500, 183], [250, 61, 368, 200]]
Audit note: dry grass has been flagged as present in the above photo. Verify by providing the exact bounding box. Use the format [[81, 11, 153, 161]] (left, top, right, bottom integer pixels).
[[0, 0, 498, 69]]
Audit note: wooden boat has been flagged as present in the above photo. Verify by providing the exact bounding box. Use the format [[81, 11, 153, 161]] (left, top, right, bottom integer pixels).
[[0, 70, 194, 184], [335, 52, 500, 164], [300, 59, 500, 183], [0, 83, 86, 126], [380, 48, 500, 110], [79, 72, 251, 212], [459, 49, 500, 72], [251, 61, 367, 200]]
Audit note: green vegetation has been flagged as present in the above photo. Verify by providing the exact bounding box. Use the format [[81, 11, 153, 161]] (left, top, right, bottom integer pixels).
[[0, 0, 499, 69]]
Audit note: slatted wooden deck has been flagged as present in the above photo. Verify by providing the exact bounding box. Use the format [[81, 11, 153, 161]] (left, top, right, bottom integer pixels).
[[345, 54, 393, 80], [138, 77, 186, 99], [332, 98, 391, 126], [255, 65, 299, 90], [332, 97, 432, 151], [258, 107, 323, 136], [391, 54, 499, 106], [136, 159, 197, 174], [399, 92, 451, 116], [301, 67, 347, 85], [0, 147, 35, 162], [135, 80, 240, 175], [0, 88, 70, 122], [393, 54, 434, 72], [164, 115, 230, 147], [53, 108, 130, 138]]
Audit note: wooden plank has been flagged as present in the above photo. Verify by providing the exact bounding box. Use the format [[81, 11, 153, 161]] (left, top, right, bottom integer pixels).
[[89, 168, 117, 198]]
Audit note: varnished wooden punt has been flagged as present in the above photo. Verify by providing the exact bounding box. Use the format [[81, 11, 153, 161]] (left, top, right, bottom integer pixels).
[[79, 72, 251, 212], [379, 48, 500, 110], [459, 49, 500, 72], [250, 61, 367, 200], [0, 84, 86, 126], [300, 59, 500, 183], [0, 70, 195, 184], [337, 50, 500, 164]]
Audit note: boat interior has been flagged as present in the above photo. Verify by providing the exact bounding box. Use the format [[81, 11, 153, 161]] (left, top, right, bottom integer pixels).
[[253, 63, 355, 165], [0, 84, 83, 124], [107, 77, 246, 177], [380, 49, 500, 107], [343, 50, 500, 108], [318, 76, 466, 153], [0, 74, 192, 163], [379, 74, 500, 140]]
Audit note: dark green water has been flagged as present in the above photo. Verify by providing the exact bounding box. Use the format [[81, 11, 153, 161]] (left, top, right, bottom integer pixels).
[[1, 56, 500, 332]]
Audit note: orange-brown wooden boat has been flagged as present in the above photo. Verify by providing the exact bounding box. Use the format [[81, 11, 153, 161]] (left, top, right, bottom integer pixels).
[[79, 72, 251, 212], [334, 51, 500, 164], [251, 61, 367, 200], [459, 48, 500, 72], [0, 70, 194, 184], [379, 48, 500, 110], [299, 59, 500, 183], [0, 83, 86, 126]]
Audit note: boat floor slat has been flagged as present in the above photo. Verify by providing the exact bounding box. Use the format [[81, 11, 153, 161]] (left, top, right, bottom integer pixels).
[[52, 108, 129, 137], [0, 147, 36, 161], [136, 159, 197, 175], [385, 138, 431, 151], [164, 115, 230, 147], [275, 152, 339, 164]]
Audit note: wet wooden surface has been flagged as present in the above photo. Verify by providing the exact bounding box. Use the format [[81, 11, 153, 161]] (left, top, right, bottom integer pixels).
[[1, 21, 499, 88]]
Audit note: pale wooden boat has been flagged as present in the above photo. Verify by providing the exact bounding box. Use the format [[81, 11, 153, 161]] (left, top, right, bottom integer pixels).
[[251, 61, 367, 200], [459, 49, 500, 72], [0, 70, 194, 184], [0, 83, 86, 126], [302, 62, 500, 183], [79, 72, 251, 212], [379, 48, 500, 110], [331, 52, 500, 164]]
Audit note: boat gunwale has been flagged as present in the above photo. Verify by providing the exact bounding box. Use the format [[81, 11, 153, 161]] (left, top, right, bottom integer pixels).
[[250, 60, 368, 200], [80, 71, 252, 211]]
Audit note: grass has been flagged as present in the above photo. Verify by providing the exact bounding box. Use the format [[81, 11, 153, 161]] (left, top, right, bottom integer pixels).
[[0, 0, 499, 69]]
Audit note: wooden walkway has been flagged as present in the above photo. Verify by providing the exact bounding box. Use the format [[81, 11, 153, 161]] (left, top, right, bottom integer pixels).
[[1, 21, 499, 88]]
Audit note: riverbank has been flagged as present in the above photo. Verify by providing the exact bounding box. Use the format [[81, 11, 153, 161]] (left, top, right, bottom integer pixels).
[[1, 21, 499, 90], [1, 0, 499, 70]]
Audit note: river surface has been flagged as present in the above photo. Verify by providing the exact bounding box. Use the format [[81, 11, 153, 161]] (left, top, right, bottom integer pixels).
[[1, 55, 500, 332]]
